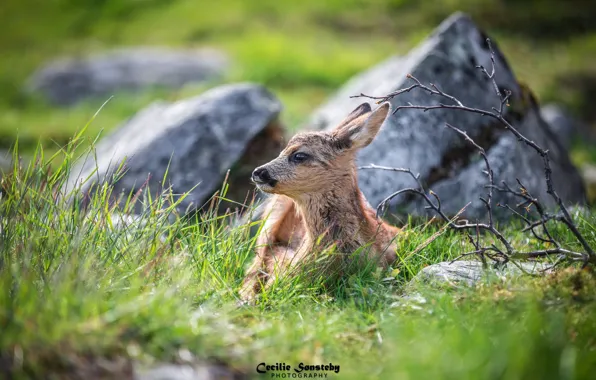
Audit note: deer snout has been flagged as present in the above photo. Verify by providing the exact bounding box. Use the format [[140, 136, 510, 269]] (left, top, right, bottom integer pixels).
[[252, 166, 278, 187]]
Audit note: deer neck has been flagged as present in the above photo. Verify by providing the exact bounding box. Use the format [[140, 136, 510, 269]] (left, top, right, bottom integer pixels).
[[293, 169, 371, 250]]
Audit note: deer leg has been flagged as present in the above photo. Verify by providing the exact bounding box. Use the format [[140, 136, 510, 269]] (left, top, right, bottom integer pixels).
[[238, 253, 270, 303]]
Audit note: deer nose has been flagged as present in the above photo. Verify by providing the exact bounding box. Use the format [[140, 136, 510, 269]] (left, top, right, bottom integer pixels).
[[252, 167, 272, 183]]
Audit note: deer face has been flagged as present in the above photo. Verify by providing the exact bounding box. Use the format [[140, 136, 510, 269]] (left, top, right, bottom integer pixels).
[[252, 102, 391, 198]]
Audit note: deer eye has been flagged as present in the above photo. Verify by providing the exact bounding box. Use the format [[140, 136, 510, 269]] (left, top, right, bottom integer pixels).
[[289, 152, 310, 164]]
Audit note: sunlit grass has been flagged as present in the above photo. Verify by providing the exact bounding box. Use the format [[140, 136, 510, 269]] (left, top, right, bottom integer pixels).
[[1, 121, 596, 377]]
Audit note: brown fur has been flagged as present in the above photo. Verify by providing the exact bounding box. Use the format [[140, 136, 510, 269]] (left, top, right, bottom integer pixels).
[[239, 102, 400, 301]]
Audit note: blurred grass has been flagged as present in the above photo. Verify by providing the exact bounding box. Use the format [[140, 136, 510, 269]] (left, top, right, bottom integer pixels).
[[0, 0, 595, 161]]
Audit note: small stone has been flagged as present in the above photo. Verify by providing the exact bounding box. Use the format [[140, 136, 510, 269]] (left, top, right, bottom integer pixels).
[[134, 362, 246, 380], [581, 164, 596, 204], [414, 260, 552, 287], [540, 103, 585, 150]]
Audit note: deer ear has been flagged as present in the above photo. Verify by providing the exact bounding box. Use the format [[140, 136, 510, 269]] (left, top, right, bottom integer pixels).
[[333, 102, 372, 131], [334, 102, 391, 150]]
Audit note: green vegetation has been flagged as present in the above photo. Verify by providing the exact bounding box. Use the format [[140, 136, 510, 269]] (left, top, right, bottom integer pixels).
[[1, 134, 596, 378], [2, 1, 596, 378], [1, 0, 595, 159]]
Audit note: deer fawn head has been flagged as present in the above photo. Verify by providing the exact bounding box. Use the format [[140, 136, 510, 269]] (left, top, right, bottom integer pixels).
[[252, 102, 392, 198]]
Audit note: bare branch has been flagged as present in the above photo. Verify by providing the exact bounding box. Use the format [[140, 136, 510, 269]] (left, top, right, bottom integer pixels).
[[354, 37, 595, 268]]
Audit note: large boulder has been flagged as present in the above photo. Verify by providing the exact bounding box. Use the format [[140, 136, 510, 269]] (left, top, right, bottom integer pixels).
[[27, 47, 230, 106], [308, 12, 585, 221], [66, 83, 284, 215]]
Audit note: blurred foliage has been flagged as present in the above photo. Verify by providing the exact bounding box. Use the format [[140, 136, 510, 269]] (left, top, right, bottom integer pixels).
[[0, 0, 594, 161], [411, 0, 596, 39], [554, 71, 596, 123]]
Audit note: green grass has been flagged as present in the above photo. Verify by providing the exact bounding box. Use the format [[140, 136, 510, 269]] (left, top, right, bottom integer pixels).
[[2, 1, 596, 377], [1, 127, 596, 379]]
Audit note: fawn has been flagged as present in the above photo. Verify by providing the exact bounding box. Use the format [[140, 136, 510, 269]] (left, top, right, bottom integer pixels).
[[240, 102, 400, 301]]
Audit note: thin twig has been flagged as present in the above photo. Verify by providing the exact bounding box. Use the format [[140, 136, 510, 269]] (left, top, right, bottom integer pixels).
[[354, 37, 595, 267]]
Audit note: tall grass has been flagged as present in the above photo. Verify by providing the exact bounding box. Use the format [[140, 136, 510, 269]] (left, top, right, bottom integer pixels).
[[1, 123, 596, 378]]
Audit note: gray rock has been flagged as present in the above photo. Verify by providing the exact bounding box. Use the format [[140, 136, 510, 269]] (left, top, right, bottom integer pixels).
[[309, 12, 585, 221], [581, 164, 596, 204], [415, 260, 551, 287], [108, 213, 145, 230], [27, 47, 230, 106], [134, 363, 246, 380], [100, 213, 174, 243], [390, 292, 428, 310], [66, 83, 284, 215], [540, 103, 584, 149], [135, 364, 199, 380], [0, 150, 11, 173]]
